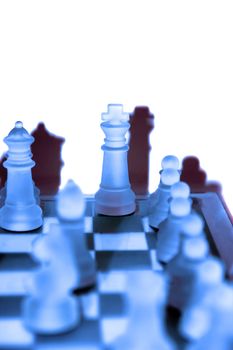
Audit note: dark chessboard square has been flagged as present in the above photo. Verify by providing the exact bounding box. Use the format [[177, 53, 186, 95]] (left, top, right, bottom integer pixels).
[[0, 253, 37, 271], [145, 232, 157, 249], [85, 199, 94, 216], [41, 198, 57, 217], [37, 319, 102, 348], [137, 199, 149, 217], [99, 293, 126, 316], [85, 233, 94, 250], [0, 296, 23, 317], [93, 215, 143, 233], [192, 198, 219, 256], [95, 251, 151, 271]]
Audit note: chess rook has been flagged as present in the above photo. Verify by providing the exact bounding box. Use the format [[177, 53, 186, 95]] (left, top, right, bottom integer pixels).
[[0, 121, 43, 231], [95, 104, 136, 216]]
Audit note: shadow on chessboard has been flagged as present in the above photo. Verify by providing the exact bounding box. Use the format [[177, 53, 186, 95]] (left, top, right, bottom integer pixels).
[[181, 155, 232, 223]]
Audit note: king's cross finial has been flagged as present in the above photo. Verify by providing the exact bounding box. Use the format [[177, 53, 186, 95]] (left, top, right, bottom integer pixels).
[[102, 104, 129, 124]]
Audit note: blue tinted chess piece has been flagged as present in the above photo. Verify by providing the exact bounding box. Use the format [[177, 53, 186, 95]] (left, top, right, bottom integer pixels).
[[0, 121, 43, 231], [95, 104, 136, 216], [57, 179, 96, 289]]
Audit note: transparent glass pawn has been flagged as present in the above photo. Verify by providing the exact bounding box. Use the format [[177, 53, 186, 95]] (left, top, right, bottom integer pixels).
[[181, 256, 225, 316], [166, 213, 210, 309], [170, 181, 191, 200], [161, 155, 180, 171], [167, 237, 209, 310], [180, 282, 233, 350], [149, 168, 180, 229], [56, 179, 96, 289], [156, 197, 192, 263], [111, 271, 176, 350], [149, 155, 180, 212]]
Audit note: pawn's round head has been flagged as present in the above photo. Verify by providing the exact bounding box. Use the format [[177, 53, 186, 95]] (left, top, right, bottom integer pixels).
[[161, 168, 180, 186], [198, 257, 225, 285], [183, 237, 209, 259], [214, 283, 233, 310], [170, 197, 191, 217], [182, 213, 204, 237], [171, 181, 190, 199], [161, 155, 179, 170], [56, 180, 85, 221]]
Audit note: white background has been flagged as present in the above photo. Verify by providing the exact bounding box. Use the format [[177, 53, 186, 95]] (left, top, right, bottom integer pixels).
[[0, 0, 232, 214]]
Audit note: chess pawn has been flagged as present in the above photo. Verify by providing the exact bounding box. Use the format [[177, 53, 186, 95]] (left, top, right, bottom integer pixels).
[[166, 236, 209, 310], [185, 256, 225, 310], [156, 197, 192, 263], [161, 155, 180, 171], [95, 104, 136, 216], [148, 155, 180, 210], [170, 181, 191, 200], [0, 121, 43, 231], [158, 213, 209, 309], [111, 271, 175, 350], [180, 282, 233, 349], [149, 168, 180, 229], [22, 262, 81, 334], [57, 180, 96, 289]]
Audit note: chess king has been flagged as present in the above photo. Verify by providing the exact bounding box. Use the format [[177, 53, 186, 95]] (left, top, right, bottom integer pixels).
[[95, 104, 136, 216], [0, 121, 43, 231]]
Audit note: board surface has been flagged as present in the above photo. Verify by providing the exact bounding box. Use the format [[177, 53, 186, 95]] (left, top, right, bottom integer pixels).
[[0, 193, 232, 349]]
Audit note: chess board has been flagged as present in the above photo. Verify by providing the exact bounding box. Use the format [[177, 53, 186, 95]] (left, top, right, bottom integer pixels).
[[0, 193, 232, 349]]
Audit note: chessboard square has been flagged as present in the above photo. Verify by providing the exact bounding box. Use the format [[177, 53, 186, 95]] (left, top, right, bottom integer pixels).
[[99, 294, 126, 316], [0, 318, 34, 347], [96, 251, 152, 271], [37, 320, 102, 349], [98, 272, 126, 293], [94, 233, 147, 251], [37, 346, 101, 350], [0, 233, 38, 253], [85, 199, 95, 216], [101, 317, 128, 345], [42, 217, 59, 233], [41, 198, 57, 217], [137, 199, 149, 217], [84, 217, 93, 233], [86, 233, 94, 250], [0, 253, 37, 271], [141, 216, 155, 233], [81, 292, 99, 319], [150, 250, 163, 271], [93, 215, 143, 233], [0, 296, 23, 317], [145, 233, 157, 249], [0, 272, 32, 295]]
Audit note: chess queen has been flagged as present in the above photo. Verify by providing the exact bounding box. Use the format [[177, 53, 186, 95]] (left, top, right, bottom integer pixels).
[[95, 104, 136, 216], [0, 121, 43, 231]]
